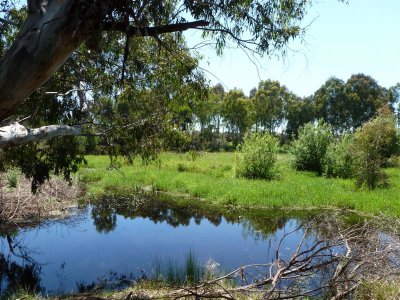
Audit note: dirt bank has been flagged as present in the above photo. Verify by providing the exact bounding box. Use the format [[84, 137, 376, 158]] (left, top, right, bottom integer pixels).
[[0, 172, 83, 228]]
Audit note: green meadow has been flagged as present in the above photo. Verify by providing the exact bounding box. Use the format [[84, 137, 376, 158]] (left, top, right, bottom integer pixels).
[[79, 152, 400, 217]]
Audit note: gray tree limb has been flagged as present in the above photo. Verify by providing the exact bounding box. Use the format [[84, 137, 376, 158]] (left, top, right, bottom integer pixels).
[[0, 17, 18, 26], [0, 122, 81, 147]]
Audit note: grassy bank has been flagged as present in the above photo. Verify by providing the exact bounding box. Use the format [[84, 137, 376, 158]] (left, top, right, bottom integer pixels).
[[5, 278, 400, 300], [79, 152, 400, 217]]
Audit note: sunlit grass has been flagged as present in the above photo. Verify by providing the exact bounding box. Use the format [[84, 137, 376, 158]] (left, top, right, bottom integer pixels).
[[79, 152, 400, 217]]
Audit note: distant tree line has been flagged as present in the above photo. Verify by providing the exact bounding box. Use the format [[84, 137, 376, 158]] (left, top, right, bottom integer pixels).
[[176, 74, 399, 151]]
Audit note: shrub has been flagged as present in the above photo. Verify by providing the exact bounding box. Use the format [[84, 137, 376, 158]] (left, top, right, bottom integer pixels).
[[291, 120, 333, 175], [235, 132, 278, 180], [7, 170, 18, 189], [177, 163, 188, 172], [324, 134, 354, 178], [387, 155, 400, 168], [351, 106, 398, 189]]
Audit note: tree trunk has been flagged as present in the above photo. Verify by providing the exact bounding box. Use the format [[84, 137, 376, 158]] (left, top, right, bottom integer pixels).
[[0, 0, 104, 122], [0, 0, 209, 145]]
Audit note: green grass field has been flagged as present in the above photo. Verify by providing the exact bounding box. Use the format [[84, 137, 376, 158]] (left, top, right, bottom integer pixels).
[[79, 152, 400, 217]]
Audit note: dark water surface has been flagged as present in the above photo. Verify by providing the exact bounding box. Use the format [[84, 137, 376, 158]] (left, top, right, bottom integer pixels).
[[0, 195, 358, 296]]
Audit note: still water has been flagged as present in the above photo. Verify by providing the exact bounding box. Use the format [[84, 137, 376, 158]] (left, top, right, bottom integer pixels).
[[0, 195, 349, 295]]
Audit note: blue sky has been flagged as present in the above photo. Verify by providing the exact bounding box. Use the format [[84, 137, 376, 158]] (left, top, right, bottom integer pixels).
[[185, 0, 400, 97]]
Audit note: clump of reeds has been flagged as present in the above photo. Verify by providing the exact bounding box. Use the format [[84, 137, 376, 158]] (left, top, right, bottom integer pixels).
[[153, 251, 203, 285]]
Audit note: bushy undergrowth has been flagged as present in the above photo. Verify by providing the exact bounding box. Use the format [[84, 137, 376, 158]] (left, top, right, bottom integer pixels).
[[291, 108, 400, 190], [351, 106, 399, 189], [291, 120, 333, 175], [324, 134, 354, 178], [235, 133, 278, 180]]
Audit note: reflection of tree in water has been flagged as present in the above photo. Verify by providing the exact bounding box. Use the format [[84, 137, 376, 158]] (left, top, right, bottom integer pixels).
[[91, 196, 224, 231], [0, 235, 42, 296], [0, 211, 86, 297], [91, 202, 117, 233], [91, 195, 293, 240]]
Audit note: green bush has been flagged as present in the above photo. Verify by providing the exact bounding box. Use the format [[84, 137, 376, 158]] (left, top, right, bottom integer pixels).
[[177, 163, 188, 172], [387, 155, 400, 168], [235, 132, 278, 180], [351, 106, 399, 189], [291, 120, 333, 175], [324, 134, 354, 178], [7, 170, 18, 189]]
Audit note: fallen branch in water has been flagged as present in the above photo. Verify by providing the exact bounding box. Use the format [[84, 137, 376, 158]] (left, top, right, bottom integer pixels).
[[119, 217, 400, 300]]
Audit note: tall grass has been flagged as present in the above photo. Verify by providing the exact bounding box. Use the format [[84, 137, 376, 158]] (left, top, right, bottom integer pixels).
[[79, 152, 400, 217], [153, 251, 202, 285]]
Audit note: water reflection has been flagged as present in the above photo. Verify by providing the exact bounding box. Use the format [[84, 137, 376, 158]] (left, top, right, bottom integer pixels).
[[90, 195, 293, 240], [0, 235, 42, 295], [0, 194, 376, 297]]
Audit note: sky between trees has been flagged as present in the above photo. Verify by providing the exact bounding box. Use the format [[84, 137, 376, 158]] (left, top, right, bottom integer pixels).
[[185, 0, 400, 97]]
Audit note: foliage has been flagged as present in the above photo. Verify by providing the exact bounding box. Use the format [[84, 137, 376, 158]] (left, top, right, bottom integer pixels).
[[4, 136, 86, 192], [0, 0, 396, 190], [285, 95, 315, 138], [252, 80, 289, 133], [324, 134, 354, 178], [313, 74, 394, 133], [314, 77, 350, 132], [354, 280, 400, 300], [7, 170, 18, 189], [3, 31, 206, 189], [192, 84, 225, 150], [235, 133, 278, 180], [221, 89, 252, 146], [291, 120, 333, 175], [351, 106, 399, 189], [345, 74, 390, 129]]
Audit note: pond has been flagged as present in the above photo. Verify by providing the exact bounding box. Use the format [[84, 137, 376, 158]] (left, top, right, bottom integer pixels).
[[0, 195, 377, 296]]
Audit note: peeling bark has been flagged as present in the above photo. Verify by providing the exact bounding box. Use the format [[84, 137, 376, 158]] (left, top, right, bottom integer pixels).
[[0, 0, 209, 123], [0, 0, 108, 122], [0, 122, 81, 147]]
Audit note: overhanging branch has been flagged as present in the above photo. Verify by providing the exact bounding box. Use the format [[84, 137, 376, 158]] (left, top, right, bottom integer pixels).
[[0, 17, 18, 26], [0, 122, 81, 147], [103, 20, 209, 37]]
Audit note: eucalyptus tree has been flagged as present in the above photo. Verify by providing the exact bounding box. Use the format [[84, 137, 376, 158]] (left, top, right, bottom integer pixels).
[[285, 95, 315, 138], [0, 0, 334, 185], [192, 83, 225, 148], [252, 79, 289, 134], [313, 77, 350, 132], [221, 89, 252, 146], [388, 83, 400, 126], [312, 74, 393, 133], [345, 74, 390, 130], [209, 83, 225, 137]]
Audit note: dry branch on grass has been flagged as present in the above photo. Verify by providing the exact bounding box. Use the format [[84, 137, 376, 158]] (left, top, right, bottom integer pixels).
[[0, 172, 83, 224]]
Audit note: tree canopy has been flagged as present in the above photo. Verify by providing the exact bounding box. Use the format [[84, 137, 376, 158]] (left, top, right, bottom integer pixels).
[[0, 0, 315, 121], [0, 0, 324, 188]]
